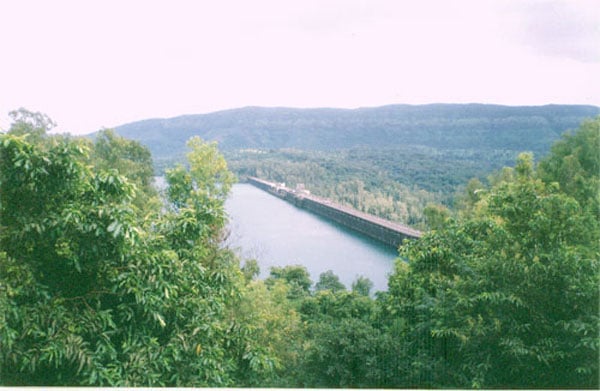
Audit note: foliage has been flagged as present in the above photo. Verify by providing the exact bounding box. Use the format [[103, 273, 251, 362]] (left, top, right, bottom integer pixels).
[[299, 316, 387, 387], [0, 130, 263, 386], [2, 109, 598, 388], [384, 141, 599, 387], [226, 148, 441, 226], [315, 270, 346, 293], [116, 104, 598, 227], [114, 104, 599, 159], [89, 129, 159, 214], [538, 117, 600, 210], [229, 279, 302, 386], [265, 265, 313, 300], [423, 203, 451, 230], [7, 107, 56, 142], [296, 288, 387, 387], [240, 259, 260, 282], [164, 138, 235, 236], [351, 276, 373, 296]]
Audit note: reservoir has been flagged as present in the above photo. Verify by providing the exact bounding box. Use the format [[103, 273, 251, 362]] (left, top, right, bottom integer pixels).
[[225, 183, 399, 292]]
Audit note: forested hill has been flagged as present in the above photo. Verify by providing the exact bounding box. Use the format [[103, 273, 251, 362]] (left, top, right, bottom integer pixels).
[[113, 104, 599, 158]]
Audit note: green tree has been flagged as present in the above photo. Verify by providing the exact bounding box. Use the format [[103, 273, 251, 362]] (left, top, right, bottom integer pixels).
[[241, 259, 260, 282], [538, 117, 599, 209], [163, 137, 235, 245], [351, 275, 373, 296], [90, 129, 159, 213], [296, 289, 386, 387], [0, 133, 139, 384], [0, 134, 133, 299], [315, 270, 346, 293], [422, 203, 450, 230], [299, 317, 386, 387], [385, 149, 599, 388], [7, 107, 56, 141], [0, 132, 265, 386], [167, 137, 235, 206], [266, 265, 312, 300], [229, 279, 302, 386], [453, 177, 486, 217]]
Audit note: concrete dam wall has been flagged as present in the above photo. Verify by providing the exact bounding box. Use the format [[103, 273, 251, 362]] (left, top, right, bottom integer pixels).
[[247, 177, 421, 248]]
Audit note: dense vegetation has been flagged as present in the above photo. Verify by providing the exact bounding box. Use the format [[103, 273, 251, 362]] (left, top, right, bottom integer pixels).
[[115, 104, 599, 159], [225, 146, 516, 227], [1, 109, 598, 387], [119, 104, 598, 227]]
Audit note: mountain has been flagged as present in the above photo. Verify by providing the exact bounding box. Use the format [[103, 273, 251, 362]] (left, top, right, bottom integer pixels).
[[113, 104, 600, 159]]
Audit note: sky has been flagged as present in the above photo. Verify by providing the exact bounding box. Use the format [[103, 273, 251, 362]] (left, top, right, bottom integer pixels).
[[0, 0, 598, 135]]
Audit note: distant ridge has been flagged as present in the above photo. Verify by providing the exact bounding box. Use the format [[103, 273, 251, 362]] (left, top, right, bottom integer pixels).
[[112, 104, 600, 159]]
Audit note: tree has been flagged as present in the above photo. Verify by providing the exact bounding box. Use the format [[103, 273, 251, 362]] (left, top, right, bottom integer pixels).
[[538, 117, 599, 209], [241, 259, 260, 282], [0, 133, 140, 384], [265, 265, 312, 300], [0, 132, 268, 386], [0, 134, 133, 299], [453, 177, 485, 217], [299, 317, 387, 387], [385, 148, 599, 388], [164, 137, 235, 246], [167, 136, 235, 206], [315, 270, 346, 293], [229, 279, 302, 387], [295, 288, 386, 387], [7, 107, 56, 141], [351, 276, 373, 296], [422, 203, 450, 230], [89, 129, 159, 213]]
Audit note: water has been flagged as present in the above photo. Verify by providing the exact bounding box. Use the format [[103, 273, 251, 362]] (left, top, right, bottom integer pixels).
[[224, 183, 399, 292]]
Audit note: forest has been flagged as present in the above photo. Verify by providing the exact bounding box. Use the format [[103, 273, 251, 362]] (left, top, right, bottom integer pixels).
[[143, 104, 598, 228], [225, 146, 515, 227], [0, 109, 598, 388], [114, 104, 600, 159]]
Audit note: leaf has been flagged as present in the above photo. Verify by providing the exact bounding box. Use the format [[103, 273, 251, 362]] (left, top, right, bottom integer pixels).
[[154, 312, 166, 328], [107, 220, 118, 232]]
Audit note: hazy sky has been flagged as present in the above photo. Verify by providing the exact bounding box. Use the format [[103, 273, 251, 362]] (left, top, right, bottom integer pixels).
[[1, 0, 598, 135]]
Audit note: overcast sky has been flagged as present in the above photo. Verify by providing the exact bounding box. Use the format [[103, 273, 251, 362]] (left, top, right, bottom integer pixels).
[[1, 0, 598, 135]]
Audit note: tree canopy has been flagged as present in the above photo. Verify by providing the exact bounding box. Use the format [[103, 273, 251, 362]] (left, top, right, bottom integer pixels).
[[383, 121, 600, 387], [0, 127, 255, 386], [1, 111, 598, 388]]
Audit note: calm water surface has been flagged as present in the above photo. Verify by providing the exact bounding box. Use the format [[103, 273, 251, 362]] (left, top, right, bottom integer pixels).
[[225, 184, 399, 292]]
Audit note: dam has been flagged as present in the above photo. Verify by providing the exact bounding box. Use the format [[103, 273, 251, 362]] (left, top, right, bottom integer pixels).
[[247, 177, 421, 248]]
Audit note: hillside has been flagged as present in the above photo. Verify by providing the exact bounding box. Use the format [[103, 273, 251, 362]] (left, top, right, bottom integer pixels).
[[113, 104, 600, 159], [112, 103, 599, 226]]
